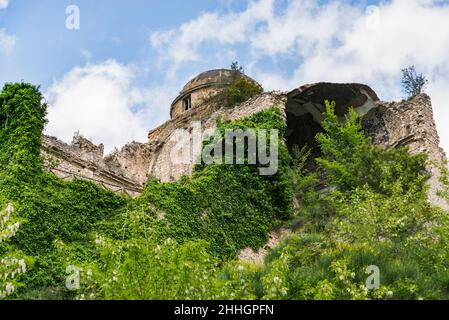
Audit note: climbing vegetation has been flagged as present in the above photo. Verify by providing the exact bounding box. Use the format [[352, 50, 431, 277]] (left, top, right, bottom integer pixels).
[[1, 82, 449, 300], [0, 83, 127, 297], [0, 83, 46, 182], [84, 107, 293, 258]]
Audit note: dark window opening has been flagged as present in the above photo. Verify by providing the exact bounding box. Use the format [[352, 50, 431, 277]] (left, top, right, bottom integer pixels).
[[183, 95, 192, 112]]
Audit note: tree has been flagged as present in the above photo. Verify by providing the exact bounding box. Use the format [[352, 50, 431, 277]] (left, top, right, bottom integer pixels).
[[259, 101, 444, 300], [230, 61, 244, 73], [401, 65, 428, 98], [316, 100, 428, 195]]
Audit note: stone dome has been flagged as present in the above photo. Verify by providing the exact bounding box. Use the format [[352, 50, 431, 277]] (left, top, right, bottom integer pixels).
[[170, 69, 259, 119], [181, 69, 254, 93]]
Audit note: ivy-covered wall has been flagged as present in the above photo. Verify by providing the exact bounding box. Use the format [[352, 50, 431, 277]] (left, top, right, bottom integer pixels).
[[0, 83, 293, 297]]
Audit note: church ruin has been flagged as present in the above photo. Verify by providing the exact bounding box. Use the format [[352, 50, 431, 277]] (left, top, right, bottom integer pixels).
[[40, 69, 447, 207]]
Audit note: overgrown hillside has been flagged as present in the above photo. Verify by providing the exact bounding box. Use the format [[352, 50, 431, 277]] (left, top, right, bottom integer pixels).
[[1, 82, 449, 300]]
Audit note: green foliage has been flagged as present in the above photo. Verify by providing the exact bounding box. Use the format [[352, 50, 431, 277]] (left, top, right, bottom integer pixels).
[[316, 100, 429, 195], [203, 63, 262, 108], [401, 65, 428, 98], [253, 102, 449, 300], [329, 186, 438, 244], [0, 83, 128, 295], [0, 83, 47, 181], [67, 237, 257, 300], [437, 161, 449, 206], [82, 238, 222, 300], [132, 107, 292, 258], [10, 174, 127, 291], [0, 201, 33, 299], [225, 77, 263, 107], [13, 174, 127, 254]]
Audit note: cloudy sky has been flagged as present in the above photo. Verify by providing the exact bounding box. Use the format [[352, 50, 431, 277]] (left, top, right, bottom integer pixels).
[[1, 0, 449, 154]]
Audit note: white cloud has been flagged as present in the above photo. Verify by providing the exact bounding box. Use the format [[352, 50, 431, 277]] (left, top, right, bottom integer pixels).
[[255, 0, 449, 153], [150, 0, 274, 72], [0, 0, 8, 9], [150, 0, 449, 154], [45, 60, 170, 154], [0, 29, 15, 53], [0, 1, 15, 53]]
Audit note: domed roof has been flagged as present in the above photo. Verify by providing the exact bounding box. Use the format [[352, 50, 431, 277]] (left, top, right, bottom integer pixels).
[[182, 69, 252, 92], [171, 69, 259, 107]]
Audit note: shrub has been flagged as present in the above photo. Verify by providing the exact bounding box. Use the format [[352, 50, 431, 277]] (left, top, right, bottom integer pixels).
[[255, 101, 448, 300], [316, 100, 429, 195], [225, 77, 263, 107], [0, 201, 33, 299], [68, 237, 257, 300]]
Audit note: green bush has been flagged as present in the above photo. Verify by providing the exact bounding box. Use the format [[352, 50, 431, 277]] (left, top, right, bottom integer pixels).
[[316, 101, 429, 195], [0, 201, 33, 299], [225, 77, 263, 107], [253, 101, 449, 300], [68, 238, 257, 300]]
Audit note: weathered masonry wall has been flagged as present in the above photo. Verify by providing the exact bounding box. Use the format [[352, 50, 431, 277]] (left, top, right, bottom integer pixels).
[[361, 94, 447, 209], [170, 69, 260, 119], [145, 83, 447, 208], [148, 92, 286, 182], [41, 79, 447, 208], [41, 135, 144, 197], [362, 94, 443, 158], [170, 86, 221, 119]]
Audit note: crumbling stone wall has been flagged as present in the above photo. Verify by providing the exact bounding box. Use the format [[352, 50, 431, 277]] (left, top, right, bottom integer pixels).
[[104, 142, 153, 185], [362, 94, 444, 159], [41, 135, 144, 197], [362, 94, 447, 209], [148, 92, 286, 182], [41, 80, 447, 208], [144, 85, 447, 208]]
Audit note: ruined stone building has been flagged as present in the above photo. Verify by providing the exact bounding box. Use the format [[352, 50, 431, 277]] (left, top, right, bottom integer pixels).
[[41, 68, 447, 207]]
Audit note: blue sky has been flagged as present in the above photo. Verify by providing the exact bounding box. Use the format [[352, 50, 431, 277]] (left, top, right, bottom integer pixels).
[[1, 0, 449, 154], [0, 0, 224, 86]]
